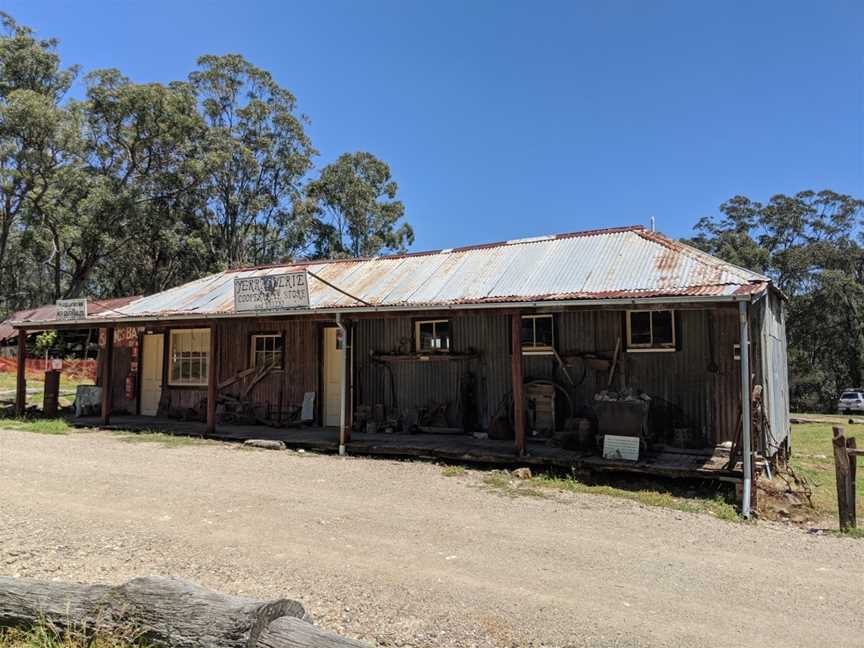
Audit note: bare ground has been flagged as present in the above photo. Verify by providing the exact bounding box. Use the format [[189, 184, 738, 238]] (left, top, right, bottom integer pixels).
[[0, 428, 862, 648]]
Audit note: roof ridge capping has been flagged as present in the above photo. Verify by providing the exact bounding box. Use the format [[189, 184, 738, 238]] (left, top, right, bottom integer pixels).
[[633, 228, 771, 284], [222, 225, 650, 273]]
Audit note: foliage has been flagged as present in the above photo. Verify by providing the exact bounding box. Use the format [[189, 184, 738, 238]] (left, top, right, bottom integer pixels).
[[305, 152, 413, 258], [0, 15, 414, 318], [685, 190, 864, 411], [32, 329, 56, 355]]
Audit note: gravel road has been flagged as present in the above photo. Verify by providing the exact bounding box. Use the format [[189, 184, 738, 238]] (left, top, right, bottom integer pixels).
[[0, 428, 862, 647]]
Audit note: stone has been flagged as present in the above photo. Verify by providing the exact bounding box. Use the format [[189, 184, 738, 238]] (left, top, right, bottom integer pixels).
[[243, 439, 286, 451]]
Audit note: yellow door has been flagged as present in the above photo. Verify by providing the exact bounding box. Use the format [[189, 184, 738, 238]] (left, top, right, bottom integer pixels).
[[140, 334, 164, 416], [323, 327, 344, 427]]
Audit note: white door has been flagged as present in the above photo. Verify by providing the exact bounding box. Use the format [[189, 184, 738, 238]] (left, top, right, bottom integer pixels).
[[140, 334, 164, 416], [323, 327, 344, 427]]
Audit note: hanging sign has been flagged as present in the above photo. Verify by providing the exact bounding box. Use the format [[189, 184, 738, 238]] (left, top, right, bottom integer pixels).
[[234, 271, 310, 312], [56, 298, 88, 320]]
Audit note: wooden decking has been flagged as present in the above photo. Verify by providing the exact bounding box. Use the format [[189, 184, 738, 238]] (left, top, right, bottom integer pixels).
[[72, 416, 744, 482]]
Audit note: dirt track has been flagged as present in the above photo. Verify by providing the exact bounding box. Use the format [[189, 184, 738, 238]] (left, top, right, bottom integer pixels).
[[1, 428, 863, 647]]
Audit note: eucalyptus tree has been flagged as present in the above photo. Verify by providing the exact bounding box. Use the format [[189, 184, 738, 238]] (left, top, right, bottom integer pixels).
[[686, 190, 864, 410], [190, 54, 316, 268], [304, 151, 413, 258], [0, 12, 77, 311]]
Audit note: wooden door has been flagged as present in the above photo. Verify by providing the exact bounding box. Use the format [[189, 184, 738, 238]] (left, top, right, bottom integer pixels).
[[140, 334, 164, 416], [323, 327, 344, 427]]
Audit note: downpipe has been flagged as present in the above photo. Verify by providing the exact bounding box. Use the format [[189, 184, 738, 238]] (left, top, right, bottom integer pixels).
[[739, 301, 752, 519]]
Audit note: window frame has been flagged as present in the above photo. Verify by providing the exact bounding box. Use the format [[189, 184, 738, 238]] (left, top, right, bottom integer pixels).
[[167, 328, 211, 387], [625, 309, 677, 353], [414, 319, 451, 353], [250, 332, 285, 370], [521, 314, 555, 355]]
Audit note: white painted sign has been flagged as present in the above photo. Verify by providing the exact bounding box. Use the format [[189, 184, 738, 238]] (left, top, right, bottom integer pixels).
[[56, 298, 88, 320], [234, 271, 310, 312]]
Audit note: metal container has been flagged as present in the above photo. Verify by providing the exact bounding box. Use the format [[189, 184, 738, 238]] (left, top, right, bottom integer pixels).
[[595, 399, 649, 438]]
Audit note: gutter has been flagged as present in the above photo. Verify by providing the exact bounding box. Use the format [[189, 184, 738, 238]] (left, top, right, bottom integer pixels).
[[10, 291, 763, 330]]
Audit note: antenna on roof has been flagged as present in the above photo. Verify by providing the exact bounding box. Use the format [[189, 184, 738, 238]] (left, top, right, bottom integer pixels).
[[650, 216, 656, 232]]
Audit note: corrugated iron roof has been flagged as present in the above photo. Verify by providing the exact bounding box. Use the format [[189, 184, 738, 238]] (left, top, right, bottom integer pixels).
[[2, 296, 140, 338], [12, 226, 770, 326]]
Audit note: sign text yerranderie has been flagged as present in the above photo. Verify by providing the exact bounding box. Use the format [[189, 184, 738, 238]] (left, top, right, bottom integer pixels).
[[56, 298, 88, 320], [234, 271, 310, 312]]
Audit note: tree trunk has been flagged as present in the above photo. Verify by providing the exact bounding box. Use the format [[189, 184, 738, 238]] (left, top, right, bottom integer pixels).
[[0, 576, 366, 648]]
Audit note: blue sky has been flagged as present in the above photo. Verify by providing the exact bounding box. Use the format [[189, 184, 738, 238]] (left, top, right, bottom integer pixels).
[[6, 1, 863, 252]]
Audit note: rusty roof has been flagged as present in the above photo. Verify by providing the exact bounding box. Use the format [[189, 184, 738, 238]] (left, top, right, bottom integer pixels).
[[2, 296, 140, 337], [12, 226, 771, 326]]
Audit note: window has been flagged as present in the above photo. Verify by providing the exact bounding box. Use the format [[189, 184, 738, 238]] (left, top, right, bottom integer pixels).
[[251, 333, 284, 369], [169, 328, 210, 386], [521, 315, 554, 354], [626, 310, 676, 351], [415, 320, 450, 352]]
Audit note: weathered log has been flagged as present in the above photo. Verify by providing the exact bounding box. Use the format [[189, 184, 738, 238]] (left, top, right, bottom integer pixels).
[[257, 617, 367, 648], [0, 576, 365, 648]]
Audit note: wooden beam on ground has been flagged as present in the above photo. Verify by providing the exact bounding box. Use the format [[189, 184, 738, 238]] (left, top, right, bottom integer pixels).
[[101, 327, 114, 425], [15, 330, 26, 416], [511, 312, 525, 456], [207, 324, 217, 436]]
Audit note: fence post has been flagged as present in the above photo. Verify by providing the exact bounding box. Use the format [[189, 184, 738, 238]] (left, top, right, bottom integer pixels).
[[847, 436, 857, 529], [832, 426, 855, 531]]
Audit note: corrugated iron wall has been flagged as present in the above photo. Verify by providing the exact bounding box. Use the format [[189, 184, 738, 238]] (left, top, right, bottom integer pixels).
[[754, 292, 791, 455], [352, 307, 743, 443], [132, 306, 747, 443]]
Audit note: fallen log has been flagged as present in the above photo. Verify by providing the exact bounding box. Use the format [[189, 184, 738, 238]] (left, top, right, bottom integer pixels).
[[0, 576, 366, 648]]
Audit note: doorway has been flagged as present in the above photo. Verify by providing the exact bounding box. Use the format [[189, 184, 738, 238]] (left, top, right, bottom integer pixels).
[[140, 334, 164, 416], [322, 327, 344, 427]]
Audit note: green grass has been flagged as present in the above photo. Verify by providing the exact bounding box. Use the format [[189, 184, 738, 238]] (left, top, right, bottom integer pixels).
[[112, 430, 215, 448], [789, 416, 864, 522], [0, 372, 90, 408], [441, 465, 466, 477], [0, 626, 146, 647], [1, 418, 72, 435], [480, 469, 741, 521]]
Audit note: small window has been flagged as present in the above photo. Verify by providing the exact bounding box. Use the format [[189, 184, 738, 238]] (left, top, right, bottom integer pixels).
[[251, 334, 284, 369], [521, 315, 554, 354], [626, 310, 676, 352], [169, 328, 210, 386], [415, 320, 450, 352]]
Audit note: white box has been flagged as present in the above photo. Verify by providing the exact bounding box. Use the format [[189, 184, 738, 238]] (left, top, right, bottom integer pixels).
[[603, 434, 640, 461]]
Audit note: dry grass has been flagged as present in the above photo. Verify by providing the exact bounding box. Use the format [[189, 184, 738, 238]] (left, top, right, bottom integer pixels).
[[480, 469, 741, 521], [0, 626, 146, 648]]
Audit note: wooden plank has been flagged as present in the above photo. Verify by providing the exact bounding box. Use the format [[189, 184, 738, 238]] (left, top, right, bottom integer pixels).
[[511, 312, 525, 456], [15, 330, 26, 416], [101, 328, 114, 425]]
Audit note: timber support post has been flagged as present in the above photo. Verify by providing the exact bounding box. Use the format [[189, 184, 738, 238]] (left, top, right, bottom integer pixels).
[[833, 426, 859, 531], [511, 312, 525, 456], [15, 329, 26, 416], [207, 324, 217, 436], [101, 327, 114, 426]]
